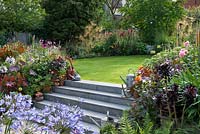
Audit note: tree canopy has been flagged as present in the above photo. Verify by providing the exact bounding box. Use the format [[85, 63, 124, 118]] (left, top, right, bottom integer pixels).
[[0, 0, 45, 32], [121, 0, 185, 44], [40, 0, 103, 43]]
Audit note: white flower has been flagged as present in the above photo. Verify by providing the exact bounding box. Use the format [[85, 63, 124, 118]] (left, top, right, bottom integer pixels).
[[5, 56, 16, 65], [0, 66, 8, 73]]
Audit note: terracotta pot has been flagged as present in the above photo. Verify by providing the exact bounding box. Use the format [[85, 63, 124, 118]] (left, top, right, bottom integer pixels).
[[52, 79, 61, 86], [35, 96, 44, 101]]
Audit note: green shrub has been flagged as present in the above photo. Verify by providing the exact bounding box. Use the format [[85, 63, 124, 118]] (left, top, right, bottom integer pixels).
[[101, 112, 154, 134], [92, 30, 147, 56], [0, 31, 12, 47], [120, 0, 185, 45], [0, 33, 7, 47], [100, 123, 118, 134]]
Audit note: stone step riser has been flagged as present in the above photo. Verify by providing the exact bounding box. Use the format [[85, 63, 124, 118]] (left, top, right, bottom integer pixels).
[[64, 80, 122, 94], [82, 116, 102, 126], [53, 88, 132, 106], [34, 102, 102, 125], [44, 95, 123, 117]]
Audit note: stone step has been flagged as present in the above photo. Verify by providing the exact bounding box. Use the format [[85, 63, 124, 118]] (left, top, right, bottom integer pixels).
[[34, 79, 132, 134], [82, 109, 119, 125], [81, 121, 100, 134], [53, 86, 132, 106], [34, 100, 119, 126], [43, 93, 130, 117], [64, 80, 122, 94]]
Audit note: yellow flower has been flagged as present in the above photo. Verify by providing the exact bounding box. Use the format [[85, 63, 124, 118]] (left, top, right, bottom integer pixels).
[[157, 45, 161, 48], [18, 87, 23, 92], [150, 50, 156, 55]]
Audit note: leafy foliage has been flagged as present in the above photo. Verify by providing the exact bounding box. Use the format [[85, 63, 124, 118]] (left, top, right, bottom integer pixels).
[[39, 0, 103, 43], [101, 112, 154, 134], [113, 41, 200, 134], [0, 0, 45, 32], [0, 42, 69, 96], [100, 123, 118, 134], [120, 112, 136, 134], [121, 0, 185, 44], [154, 120, 173, 134], [92, 29, 147, 56]]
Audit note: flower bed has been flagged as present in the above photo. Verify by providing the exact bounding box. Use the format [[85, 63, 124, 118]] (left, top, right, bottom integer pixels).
[[101, 41, 200, 133], [130, 41, 200, 131], [0, 42, 69, 98], [0, 92, 84, 134]]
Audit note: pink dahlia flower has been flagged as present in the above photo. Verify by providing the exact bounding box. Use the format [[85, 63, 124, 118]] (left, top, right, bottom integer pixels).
[[179, 49, 188, 58], [184, 41, 190, 47]]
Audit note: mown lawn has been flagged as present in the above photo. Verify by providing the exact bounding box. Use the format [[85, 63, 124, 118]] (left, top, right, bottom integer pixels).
[[73, 55, 150, 84]]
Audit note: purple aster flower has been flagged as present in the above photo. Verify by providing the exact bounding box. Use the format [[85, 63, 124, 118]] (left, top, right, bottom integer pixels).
[[42, 43, 48, 48], [9, 66, 20, 72], [29, 57, 34, 63], [5, 81, 15, 88], [29, 69, 37, 76]]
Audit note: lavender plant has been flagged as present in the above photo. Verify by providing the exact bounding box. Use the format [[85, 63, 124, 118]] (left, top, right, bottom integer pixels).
[[0, 93, 85, 134]]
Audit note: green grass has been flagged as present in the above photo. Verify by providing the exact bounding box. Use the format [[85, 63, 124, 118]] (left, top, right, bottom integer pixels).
[[73, 55, 151, 84]]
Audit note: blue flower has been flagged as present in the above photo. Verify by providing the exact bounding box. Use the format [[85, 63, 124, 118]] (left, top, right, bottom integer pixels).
[[0, 107, 5, 112], [0, 100, 4, 106], [9, 66, 20, 72], [0, 92, 86, 133]]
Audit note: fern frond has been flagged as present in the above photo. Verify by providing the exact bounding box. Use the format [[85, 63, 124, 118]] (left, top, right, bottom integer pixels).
[[120, 112, 137, 134]]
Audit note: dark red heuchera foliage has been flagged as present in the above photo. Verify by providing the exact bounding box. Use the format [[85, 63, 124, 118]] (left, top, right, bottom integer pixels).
[[0, 73, 27, 94], [155, 84, 198, 118]]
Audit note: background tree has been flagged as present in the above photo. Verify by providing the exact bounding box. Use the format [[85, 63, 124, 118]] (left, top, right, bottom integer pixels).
[[121, 0, 185, 45], [96, 0, 123, 31], [0, 0, 45, 32], [104, 0, 122, 20], [39, 0, 103, 44]]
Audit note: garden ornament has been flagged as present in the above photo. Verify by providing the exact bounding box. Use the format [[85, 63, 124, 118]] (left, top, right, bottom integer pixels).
[[101, 111, 115, 127], [66, 56, 81, 81], [73, 72, 81, 81], [120, 69, 135, 97]]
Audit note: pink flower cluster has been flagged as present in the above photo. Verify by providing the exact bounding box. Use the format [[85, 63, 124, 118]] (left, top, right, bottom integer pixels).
[[39, 39, 56, 48], [184, 41, 190, 47], [179, 49, 188, 58]]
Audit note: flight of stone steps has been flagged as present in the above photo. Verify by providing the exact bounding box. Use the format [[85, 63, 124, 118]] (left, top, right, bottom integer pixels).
[[34, 80, 132, 133]]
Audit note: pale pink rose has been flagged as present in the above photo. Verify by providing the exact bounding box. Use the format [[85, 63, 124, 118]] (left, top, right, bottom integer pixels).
[[179, 49, 188, 58], [184, 41, 190, 47]]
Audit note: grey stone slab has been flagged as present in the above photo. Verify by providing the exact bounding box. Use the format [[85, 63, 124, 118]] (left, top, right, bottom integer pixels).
[[44, 93, 130, 117], [34, 80, 132, 134], [64, 80, 122, 94], [53, 86, 133, 106], [80, 121, 100, 134]]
